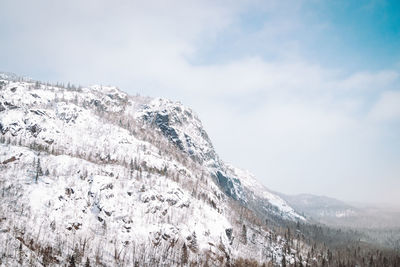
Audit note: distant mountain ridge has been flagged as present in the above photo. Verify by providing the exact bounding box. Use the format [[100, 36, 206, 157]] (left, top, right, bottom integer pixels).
[[279, 193, 400, 229]]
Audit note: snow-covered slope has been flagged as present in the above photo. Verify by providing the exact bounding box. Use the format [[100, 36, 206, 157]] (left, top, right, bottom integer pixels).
[[0, 73, 310, 266], [225, 165, 305, 222]]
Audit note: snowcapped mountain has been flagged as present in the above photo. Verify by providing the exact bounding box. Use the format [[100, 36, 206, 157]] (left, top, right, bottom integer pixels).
[[0, 73, 311, 266]]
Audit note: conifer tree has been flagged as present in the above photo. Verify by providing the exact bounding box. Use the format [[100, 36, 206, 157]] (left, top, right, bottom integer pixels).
[[68, 255, 76, 267], [35, 158, 43, 183], [242, 224, 247, 244], [190, 231, 198, 253], [181, 243, 188, 264]]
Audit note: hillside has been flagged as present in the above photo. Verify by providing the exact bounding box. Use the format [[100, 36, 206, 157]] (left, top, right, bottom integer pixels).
[[0, 73, 309, 266]]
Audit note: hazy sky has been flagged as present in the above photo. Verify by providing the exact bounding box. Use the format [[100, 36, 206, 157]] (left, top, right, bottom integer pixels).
[[1, 0, 399, 204]]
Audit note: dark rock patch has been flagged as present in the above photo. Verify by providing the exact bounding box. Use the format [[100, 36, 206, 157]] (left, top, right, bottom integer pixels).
[[4, 101, 17, 109], [143, 111, 184, 151], [2, 156, 17, 164], [27, 124, 42, 137], [30, 109, 46, 116], [216, 171, 237, 200], [30, 93, 40, 98]]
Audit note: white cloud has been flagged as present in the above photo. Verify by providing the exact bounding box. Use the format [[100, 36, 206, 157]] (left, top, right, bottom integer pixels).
[[369, 90, 400, 121], [337, 70, 399, 92]]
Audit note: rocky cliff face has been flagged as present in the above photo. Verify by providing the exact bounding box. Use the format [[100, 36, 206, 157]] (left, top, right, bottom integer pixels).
[[135, 98, 246, 202]]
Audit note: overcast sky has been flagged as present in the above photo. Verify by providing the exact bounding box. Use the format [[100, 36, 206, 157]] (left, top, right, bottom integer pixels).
[[1, 0, 400, 204]]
